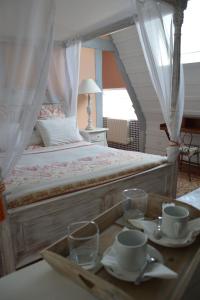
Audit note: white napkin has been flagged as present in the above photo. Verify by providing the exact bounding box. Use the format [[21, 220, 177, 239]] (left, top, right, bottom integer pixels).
[[129, 218, 200, 247], [101, 244, 177, 282]]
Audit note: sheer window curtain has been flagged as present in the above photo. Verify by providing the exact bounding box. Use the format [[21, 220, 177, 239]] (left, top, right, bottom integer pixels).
[[47, 41, 81, 117], [133, 0, 184, 162], [0, 0, 55, 221]]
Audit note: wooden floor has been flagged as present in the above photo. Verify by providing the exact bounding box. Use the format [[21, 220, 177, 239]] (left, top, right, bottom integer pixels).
[[177, 170, 200, 197], [179, 163, 200, 176]]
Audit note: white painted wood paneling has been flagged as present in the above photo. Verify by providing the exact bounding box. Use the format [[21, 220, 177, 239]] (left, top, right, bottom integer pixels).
[[112, 26, 165, 154], [112, 26, 200, 155]]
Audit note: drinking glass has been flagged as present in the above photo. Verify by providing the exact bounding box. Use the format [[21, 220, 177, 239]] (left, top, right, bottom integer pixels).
[[122, 188, 148, 221], [67, 221, 99, 270]]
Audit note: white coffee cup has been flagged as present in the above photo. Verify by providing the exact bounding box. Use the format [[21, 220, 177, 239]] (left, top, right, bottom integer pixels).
[[161, 206, 189, 239], [115, 230, 147, 272]]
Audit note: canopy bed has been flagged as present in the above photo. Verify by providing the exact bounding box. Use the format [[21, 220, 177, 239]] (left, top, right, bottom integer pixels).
[[5, 140, 173, 271], [0, 0, 187, 276]]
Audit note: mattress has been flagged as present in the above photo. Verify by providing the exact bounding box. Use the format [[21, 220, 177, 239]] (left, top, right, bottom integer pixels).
[[5, 141, 167, 209]]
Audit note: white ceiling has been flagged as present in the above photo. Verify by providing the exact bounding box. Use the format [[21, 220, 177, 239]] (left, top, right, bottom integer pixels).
[[54, 0, 133, 40]]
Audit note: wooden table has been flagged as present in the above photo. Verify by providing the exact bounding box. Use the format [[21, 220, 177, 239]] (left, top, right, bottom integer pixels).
[[42, 193, 200, 300]]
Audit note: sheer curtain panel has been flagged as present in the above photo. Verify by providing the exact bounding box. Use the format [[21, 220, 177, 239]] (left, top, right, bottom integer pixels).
[[133, 0, 184, 162], [48, 41, 81, 117], [0, 0, 55, 220]]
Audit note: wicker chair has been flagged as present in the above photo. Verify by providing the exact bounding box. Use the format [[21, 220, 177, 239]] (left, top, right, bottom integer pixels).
[[179, 132, 200, 181]]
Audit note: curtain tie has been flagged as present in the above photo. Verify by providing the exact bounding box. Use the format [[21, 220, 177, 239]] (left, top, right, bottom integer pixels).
[[0, 182, 6, 222], [169, 140, 180, 147]]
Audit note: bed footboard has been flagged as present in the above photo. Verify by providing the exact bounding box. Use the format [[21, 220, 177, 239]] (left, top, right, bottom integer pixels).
[[1, 162, 176, 275]]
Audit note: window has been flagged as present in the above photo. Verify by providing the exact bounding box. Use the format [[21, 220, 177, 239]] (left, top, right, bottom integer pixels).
[[181, 0, 200, 64], [103, 88, 137, 120]]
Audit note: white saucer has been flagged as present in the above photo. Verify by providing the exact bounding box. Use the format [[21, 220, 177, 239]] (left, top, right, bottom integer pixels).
[[129, 218, 200, 248], [102, 244, 163, 283], [147, 219, 200, 248], [147, 231, 196, 248]]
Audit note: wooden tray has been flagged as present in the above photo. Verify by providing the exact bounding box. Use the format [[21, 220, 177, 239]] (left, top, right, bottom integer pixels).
[[41, 193, 200, 300]]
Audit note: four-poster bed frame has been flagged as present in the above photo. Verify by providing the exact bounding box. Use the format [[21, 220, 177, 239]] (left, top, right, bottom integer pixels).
[[0, 0, 188, 276]]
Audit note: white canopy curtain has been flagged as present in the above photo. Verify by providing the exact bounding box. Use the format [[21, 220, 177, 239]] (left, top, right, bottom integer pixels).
[[0, 0, 55, 220], [133, 0, 184, 162], [47, 41, 81, 117]]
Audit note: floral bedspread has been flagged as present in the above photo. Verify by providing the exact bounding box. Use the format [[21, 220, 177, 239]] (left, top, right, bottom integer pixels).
[[5, 142, 167, 209]]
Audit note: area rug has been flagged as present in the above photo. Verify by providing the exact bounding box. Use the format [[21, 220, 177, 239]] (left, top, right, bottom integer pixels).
[[177, 171, 200, 197]]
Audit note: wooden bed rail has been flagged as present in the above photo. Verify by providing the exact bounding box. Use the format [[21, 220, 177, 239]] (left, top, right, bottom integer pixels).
[[0, 183, 6, 222], [0, 182, 15, 277]]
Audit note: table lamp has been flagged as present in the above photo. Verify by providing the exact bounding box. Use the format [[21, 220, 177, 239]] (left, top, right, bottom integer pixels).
[[78, 78, 101, 130]]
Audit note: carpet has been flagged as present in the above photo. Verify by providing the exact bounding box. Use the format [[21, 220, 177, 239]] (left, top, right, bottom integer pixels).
[[177, 171, 200, 197]]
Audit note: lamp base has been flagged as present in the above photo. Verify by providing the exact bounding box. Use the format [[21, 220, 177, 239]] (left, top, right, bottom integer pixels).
[[86, 95, 93, 131], [85, 125, 94, 130]]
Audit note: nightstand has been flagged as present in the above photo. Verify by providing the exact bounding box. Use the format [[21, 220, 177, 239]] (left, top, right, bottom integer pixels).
[[80, 128, 108, 146]]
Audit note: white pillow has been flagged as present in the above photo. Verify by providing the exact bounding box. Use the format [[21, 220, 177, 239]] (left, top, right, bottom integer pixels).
[[36, 117, 83, 146], [26, 128, 43, 147]]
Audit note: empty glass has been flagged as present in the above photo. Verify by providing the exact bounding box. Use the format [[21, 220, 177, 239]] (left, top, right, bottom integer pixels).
[[122, 188, 148, 221], [67, 221, 99, 270]]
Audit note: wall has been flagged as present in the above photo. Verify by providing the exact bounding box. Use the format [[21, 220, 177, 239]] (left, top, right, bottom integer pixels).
[[183, 62, 200, 147], [48, 46, 66, 101], [102, 51, 125, 89], [77, 48, 96, 129], [112, 26, 200, 155], [47, 46, 96, 129], [78, 44, 126, 129]]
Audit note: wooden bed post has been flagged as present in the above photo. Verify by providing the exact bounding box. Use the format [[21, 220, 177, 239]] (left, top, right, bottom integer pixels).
[[170, 0, 188, 196], [0, 182, 6, 223], [0, 183, 6, 222], [171, 0, 188, 117], [0, 182, 15, 276]]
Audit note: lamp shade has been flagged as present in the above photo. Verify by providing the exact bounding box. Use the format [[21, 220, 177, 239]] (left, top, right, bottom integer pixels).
[[78, 78, 101, 95]]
